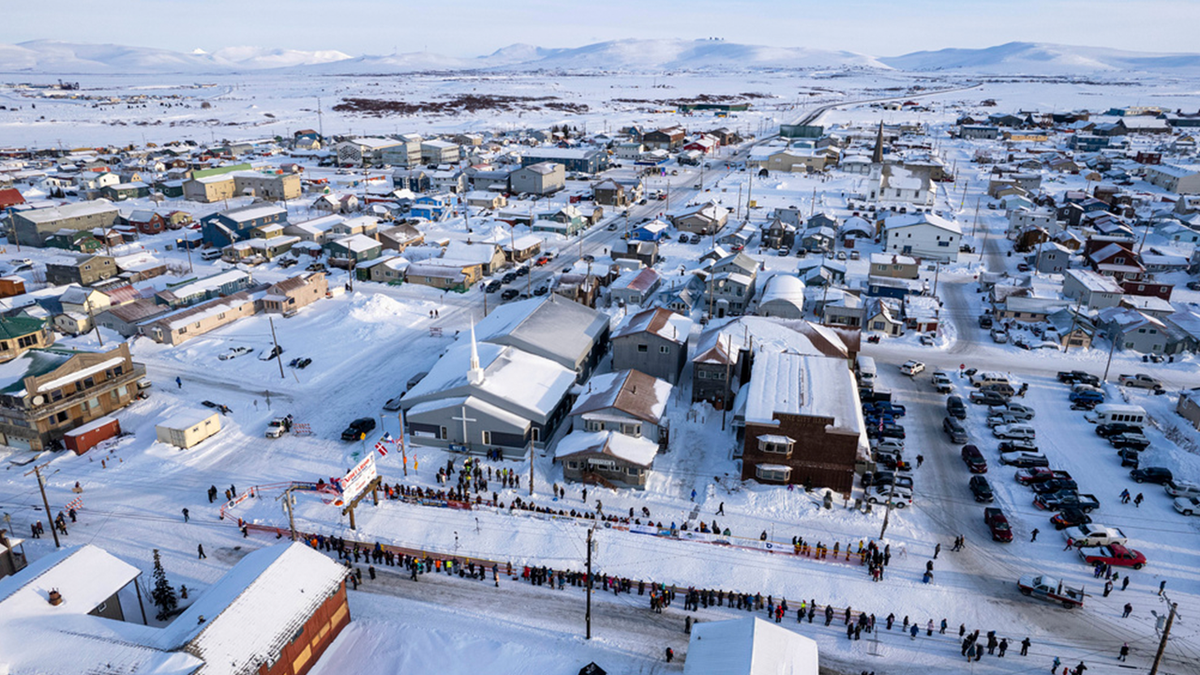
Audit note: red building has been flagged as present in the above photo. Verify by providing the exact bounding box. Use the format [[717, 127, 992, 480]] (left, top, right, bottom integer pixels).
[[1121, 280, 1173, 301], [0, 187, 25, 210]]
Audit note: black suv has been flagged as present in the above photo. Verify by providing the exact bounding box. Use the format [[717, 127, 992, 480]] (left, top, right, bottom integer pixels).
[[1096, 422, 1143, 438], [341, 417, 377, 441], [969, 475, 994, 503], [946, 396, 967, 420]]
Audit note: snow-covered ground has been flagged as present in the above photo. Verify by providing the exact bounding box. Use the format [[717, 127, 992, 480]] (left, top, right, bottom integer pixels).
[[3, 68, 1200, 674]]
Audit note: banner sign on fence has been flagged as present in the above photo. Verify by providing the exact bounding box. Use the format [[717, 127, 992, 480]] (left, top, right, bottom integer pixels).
[[339, 455, 377, 504]]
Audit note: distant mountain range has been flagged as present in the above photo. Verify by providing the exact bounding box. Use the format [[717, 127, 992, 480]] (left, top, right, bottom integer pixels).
[[1, 38, 1199, 76]]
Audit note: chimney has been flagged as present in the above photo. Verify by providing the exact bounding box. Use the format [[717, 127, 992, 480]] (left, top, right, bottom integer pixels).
[[48, 589, 63, 606]]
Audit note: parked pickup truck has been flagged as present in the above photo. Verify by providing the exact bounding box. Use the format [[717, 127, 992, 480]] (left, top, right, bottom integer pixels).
[[1118, 373, 1163, 390], [1016, 468, 1072, 485], [1062, 524, 1127, 548], [1017, 574, 1085, 609], [1058, 370, 1100, 386], [1035, 491, 1100, 513], [931, 371, 953, 393], [1079, 544, 1146, 569]]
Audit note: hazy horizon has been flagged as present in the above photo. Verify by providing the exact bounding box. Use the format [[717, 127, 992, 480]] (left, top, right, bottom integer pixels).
[[8, 0, 1200, 58]]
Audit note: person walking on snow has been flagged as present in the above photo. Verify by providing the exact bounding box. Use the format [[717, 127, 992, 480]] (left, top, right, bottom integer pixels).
[[1021, 637, 1031, 656], [691, 489, 697, 501], [182, 508, 189, 523], [1134, 493, 1144, 507], [175, 376, 182, 389], [197, 544, 206, 559], [1118, 643, 1129, 662], [1031, 528, 1039, 542]]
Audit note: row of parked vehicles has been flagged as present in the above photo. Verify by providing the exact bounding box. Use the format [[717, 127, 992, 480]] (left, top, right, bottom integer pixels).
[[856, 359, 914, 509]]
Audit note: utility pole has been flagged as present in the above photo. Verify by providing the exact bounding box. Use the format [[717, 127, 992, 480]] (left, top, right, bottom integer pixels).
[[878, 478, 898, 540], [1149, 600, 1179, 675], [931, 262, 941, 296], [1102, 330, 1119, 383], [268, 317, 285, 379], [397, 410, 408, 477], [528, 437, 535, 497], [279, 486, 298, 542], [1062, 298, 1083, 354], [87, 299, 104, 347], [971, 196, 982, 238], [585, 526, 594, 640], [26, 463, 60, 548]]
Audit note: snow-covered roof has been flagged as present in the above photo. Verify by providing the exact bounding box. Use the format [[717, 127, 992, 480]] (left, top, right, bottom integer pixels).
[[15, 199, 118, 223], [553, 430, 659, 467], [474, 296, 608, 372], [0, 545, 203, 675], [403, 340, 576, 422], [1065, 268, 1123, 294], [684, 617, 819, 675], [571, 369, 672, 424], [612, 307, 692, 344], [759, 274, 806, 304], [882, 212, 961, 235], [214, 204, 286, 223], [331, 233, 381, 253], [154, 543, 346, 672], [745, 352, 865, 451]]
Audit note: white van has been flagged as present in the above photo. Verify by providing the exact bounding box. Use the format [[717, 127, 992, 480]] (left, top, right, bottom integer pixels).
[[856, 356, 877, 387], [1085, 404, 1147, 426], [199, 248, 223, 261]]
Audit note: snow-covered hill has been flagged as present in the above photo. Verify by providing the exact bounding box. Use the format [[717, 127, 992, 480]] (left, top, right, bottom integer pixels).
[[3, 38, 1200, 75], [881, 41, 1200, 75]]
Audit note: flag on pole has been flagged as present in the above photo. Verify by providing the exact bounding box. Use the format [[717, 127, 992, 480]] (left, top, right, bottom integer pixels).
[[374, 441, 388, 457], [381, 432, 394, 444]]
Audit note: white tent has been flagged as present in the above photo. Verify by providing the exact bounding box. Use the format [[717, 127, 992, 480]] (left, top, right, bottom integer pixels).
[[684, 617, 818, 675]]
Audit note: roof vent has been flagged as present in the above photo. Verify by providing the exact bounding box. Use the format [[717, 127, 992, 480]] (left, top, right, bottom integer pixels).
[[198, 615, 206, 624], [48, 589, 63, 606]]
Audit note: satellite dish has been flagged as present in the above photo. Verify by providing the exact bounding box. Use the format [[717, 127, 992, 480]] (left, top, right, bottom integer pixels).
[[32, 395, 44, 406]]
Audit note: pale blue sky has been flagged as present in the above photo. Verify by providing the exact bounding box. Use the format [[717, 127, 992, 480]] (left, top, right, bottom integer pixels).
[[9, 0, 1199, 56]]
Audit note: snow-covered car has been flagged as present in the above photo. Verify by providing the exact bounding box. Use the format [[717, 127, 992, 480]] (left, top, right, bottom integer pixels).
[[999, 450, 1049, 468], [866, 484, 912, 508], [1078, 544, 1146, 570], [993, 424, 1035, 440], [1173, 496, 1200, 516], [218, 346, 253, 361], [997, 439, 1039, 453], [1062, 524, 1127, 548], [986, 412, 1022, 428], [1165, 480, 1200, 499], [988, 402, 1034, 420], [1017, 574, 1084, 609]]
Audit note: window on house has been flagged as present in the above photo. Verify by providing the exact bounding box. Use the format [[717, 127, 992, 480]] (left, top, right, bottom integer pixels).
[[585, 419, 603, 432], [17, 335, 37, 349], [637, 344, 648, 353], [56, 411, 68, 423], [659, 345, 670, 354], [482, 431, 491, 445], [755, 465, 792, 482], [532, 428, 541, 442], [626, 467, 641, 476], [621, 423, 642, 437]]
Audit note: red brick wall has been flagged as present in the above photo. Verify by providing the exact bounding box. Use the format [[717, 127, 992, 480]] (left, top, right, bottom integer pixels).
[[742, 413, 859, 494], [263, 581, 350, 675]]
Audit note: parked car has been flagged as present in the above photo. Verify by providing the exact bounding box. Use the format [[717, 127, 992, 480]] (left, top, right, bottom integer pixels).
[[515, 266, 529, 277], [1078, 544, 1146, 569], [871, 438, 905, 453], [1035, 491, 1100, 513], [978, 314, 994, 329], [1118, 448, 1140, 469], [961, 444, 988, 473], [485, 280, 502, 293], [863, 471, 914, 490], [1051, 508, 1093, 530], [259, 345, 284, 361], [1016, 468, 1072, 485], [501, 289, 520, 301], [340, 417, 377, 441], [1118, 373, 1163, 390], [993, 424, 1036, 441], [1173, 496, 1200, 516], [990, 327, 1009, 344], [900, 360, 925, 377], [1109, 433, 1150, 450], [218, 346, 253, 361], [874, 423, 906, 439], [1058, 370, 1100, 386], [1164, 479, 1200, 499], [984, 507, 1013, 542], [1096, 422, 1144, 438], [1030, 478, 1079, 495], [999, 451, 1050, 468], [970, 475, 995, 503], [866, 484, 912, 508], [997, 439, 1039, 454], [943, 416, 968, 443], [501, 272, 517, 284], [1069, 390, 1104, 405], [875, 401, 906, 418], [931, 371, 953, 393], [969, 390, 1009, 406], [383, 395, 405, 411], [989, 402, 1035, 420], [1062, 524, 1127, 548], [946, 396, 967, 420], [1130, 467, 1173, 484], [987, 412, 1023, 428]]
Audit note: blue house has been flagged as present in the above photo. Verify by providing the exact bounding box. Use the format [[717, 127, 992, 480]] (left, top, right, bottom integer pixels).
[[632, 219, 669, 242], [519, 148, 609, 174], [200, 204, 288, 247], [411, 194, 452, 221], [865, 275, 921, 299]]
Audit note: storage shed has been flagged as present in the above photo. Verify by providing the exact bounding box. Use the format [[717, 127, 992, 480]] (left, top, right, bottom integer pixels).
[[62, 416, 120, 455], [156, 410, 221, 448]]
